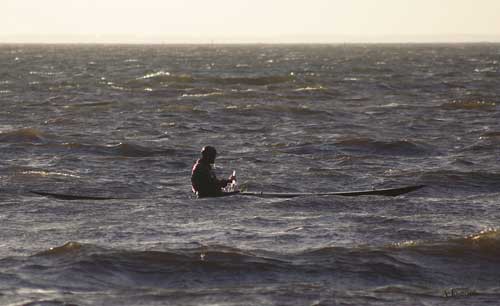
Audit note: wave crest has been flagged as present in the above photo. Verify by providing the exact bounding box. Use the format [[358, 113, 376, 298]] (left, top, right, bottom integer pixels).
[[464, 228, 500, 254], [419, 170, 500, 192], [125, 72, 194, 89], [440, 100, 497, 111], [210, 75, 292, 86], [335, 137, 430, 156], [394, 229, 500, 260], [62, 142, 176, 157], [25, 234, 500, 291], [37, 241, 83, 256], [0, 128, 47, 143], [225, 103, 327, 116]]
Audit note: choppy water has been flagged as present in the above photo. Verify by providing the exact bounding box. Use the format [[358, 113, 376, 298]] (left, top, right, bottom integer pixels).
[[0, 43, 499, 305]]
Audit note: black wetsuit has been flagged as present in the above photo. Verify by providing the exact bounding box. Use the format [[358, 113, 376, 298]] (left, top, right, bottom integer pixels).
[[191, 159, 230, 198]]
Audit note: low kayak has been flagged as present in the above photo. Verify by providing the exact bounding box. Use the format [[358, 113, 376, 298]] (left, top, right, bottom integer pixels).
[[237, 184, 425, 198], [31, 185, 425, 200]]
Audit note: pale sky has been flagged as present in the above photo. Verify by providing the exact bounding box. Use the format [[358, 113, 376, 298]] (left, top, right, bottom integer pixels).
[[2, 0, 500, 43]]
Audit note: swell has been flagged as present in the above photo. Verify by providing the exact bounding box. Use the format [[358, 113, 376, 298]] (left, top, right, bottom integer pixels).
[[24, 243, 290, 289], [208, 75, 292, 86], [418, 169, 500, 193], [298, 229, 500, 271], [12, 230, 499, 290], [393, 229, 500, 260], [124, 72, 293, 89], [126, 72, 195, 89], [334, 137, 433, 156], [0, 129, 175, 158], [480, 131, 500, 138], [60, 142, 176, 158], [0, 128, 48, 143], [464, 131, 500, 151], [223, 103, 331, 116], [440, 100, 497, 111]]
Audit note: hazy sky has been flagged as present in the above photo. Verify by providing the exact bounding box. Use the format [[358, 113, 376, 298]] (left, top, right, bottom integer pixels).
[[2, 0, 500, 43]]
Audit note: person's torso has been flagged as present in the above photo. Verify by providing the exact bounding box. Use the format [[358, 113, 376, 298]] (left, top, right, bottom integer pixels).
[[191, 160, 220, 197]]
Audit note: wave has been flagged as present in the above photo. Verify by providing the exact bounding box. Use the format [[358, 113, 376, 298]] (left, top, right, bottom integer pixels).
[[209, 75, 292, 86], [334, 137, 432, 156], [393, 229, 500, 260], [293, 86, 325, 92], [0, 128, 47, 143], [61, 142, 176, 158], [62, 101, 114, 109], [136, 71, 194, 83], [0, 127, 176, 159], [124, 72, 195, 89], [224, 103, 328, 116], [440, 100, 497, 111], [32, 242, 409, 285], [419, 169, 500, 192], [463, 135, 500, 151], [278, 143, 338, 155], [11, 229, 498, 291], [133, 73, 292, 87], [33, 229, 499, 264], [19, 170, 81, 179], [180, 91, 223, 99], [28, 70, 64, 76], [29, 242, 289, 289], [38, 241, 84, 256], [123, 73, 293, 92], [481, 131, 500, 138]]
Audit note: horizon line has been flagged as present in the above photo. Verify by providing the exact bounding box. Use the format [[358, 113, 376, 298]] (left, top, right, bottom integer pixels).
[[2, 33, 500, 45], [2, 41, 500, 45]]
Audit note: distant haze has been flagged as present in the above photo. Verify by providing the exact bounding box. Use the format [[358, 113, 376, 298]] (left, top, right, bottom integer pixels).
[[2, 0, 500, 43]]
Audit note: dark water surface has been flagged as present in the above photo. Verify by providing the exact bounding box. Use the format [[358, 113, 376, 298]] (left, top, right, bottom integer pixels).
[[0, 44, 499, 305]]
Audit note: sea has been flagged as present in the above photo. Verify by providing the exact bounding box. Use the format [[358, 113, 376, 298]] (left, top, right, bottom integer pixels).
[[0, 43, 499, 306]]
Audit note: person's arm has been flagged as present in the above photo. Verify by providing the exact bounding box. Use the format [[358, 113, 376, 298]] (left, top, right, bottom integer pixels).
[[217, 172, 236, 189]]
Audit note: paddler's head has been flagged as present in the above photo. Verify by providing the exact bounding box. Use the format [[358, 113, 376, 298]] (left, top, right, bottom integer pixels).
[[201, 146, 217, 164]]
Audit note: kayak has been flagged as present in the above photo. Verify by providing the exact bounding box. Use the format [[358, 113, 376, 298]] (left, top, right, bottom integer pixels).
[[31, 190, 118, 201], [236, 184, 425, 198], [31, 185, 425, 200]]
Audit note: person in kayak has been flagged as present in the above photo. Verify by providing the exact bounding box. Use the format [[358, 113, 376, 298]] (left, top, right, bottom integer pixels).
[[191, 146, 236, 198]]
